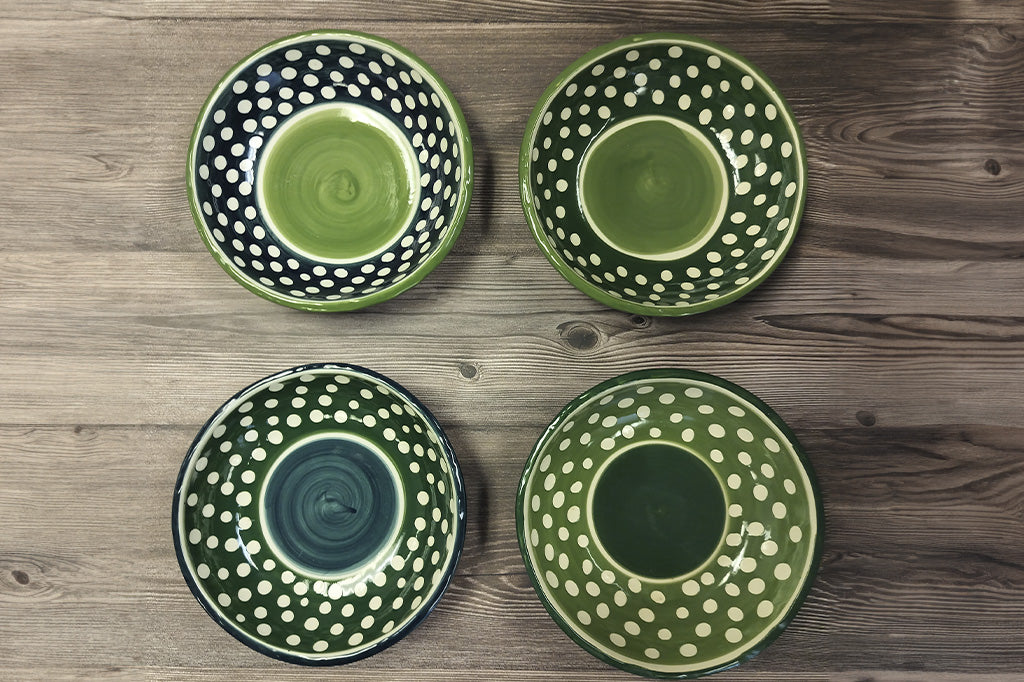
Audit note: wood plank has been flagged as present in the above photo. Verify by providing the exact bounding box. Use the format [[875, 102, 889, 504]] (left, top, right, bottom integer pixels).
[[1, 252, 1023, 428], [834, 0, 1024, 23], [819, 22, 1024, 257], [3, 21, 1021, 261], [6, 0, 1023, 25], [4, 424, 1024, 573], [0, 672, 1016, 682], [4, 422, 1024, 674], [0, 19, 832, 255], [0, 0, 829, 24]]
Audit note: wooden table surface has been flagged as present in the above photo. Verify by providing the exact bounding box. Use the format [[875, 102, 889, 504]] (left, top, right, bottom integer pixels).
[[2, 1, 1023, 680]]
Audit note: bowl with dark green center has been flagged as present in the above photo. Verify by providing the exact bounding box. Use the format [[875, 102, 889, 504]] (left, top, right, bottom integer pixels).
[[172, 363, 466, 664], [516, 369, 823, 678], [187, 31, 472, 311], [520, 34, 806, 315]]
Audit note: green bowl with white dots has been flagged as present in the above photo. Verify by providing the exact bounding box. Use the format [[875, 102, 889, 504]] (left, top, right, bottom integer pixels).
[[187, 31, 472, 311], [520, 34, 806, 315], [516, 369, 823, 678], [172, 363, 466, 665]]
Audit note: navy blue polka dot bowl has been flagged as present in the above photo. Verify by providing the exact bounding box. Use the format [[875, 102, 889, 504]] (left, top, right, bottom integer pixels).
[[187, 31, 473, 311], [173, 363, 466, 664]]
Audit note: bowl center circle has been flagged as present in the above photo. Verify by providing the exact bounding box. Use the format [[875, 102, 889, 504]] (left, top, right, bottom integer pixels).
[[256, 102, 419, 263], [262, 433, 402, 576], [579, 115, 728, 261], [590, 441, 726, 579]]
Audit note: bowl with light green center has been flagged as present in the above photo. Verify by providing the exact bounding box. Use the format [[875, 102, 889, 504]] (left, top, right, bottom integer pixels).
[[516, 369, 823, 678], [173, 363, 465, 664], [188, 31, 472, 311], [520, 34, 806, 315]]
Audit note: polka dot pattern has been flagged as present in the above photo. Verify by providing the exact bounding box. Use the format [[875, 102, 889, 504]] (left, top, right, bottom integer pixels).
[[174, 364, 465, 663], [521, 35, 804, 315], [189, 31, 471, 310], [517, 369, 821, 676]]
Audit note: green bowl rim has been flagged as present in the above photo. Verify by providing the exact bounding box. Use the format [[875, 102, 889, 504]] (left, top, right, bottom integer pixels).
[[518, 33, 808, 317], [186, 30, 474, 312], [172, 362, 468, 665], [515, 368, 825, 678]]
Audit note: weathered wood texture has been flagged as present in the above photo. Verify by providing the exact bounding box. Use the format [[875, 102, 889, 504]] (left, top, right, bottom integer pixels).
[[1, 1, 1023, 680]]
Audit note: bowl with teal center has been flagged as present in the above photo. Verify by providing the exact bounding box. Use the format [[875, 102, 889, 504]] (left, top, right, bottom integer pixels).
[[173, 363, 466, 664], [188, 31, 473, 311], [520, 34, 806, 315], [516, 369, 823, 678]]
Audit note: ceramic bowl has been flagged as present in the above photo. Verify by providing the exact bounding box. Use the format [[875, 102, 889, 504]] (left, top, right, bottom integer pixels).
[[187, 31, 473, 311], [172, 363, 466, 664], [520, 34, 806, 315], [516, 369, 822, 678]]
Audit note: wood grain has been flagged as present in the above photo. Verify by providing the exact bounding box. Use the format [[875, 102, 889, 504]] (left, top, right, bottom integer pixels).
[[2, 1, 1024, 680]]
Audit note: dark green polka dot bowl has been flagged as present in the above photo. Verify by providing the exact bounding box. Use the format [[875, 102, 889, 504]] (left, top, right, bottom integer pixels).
[[520, 34, 806, 315], [516, 369, 823, 678], [172, 363, 466, 665], [187, 31, 472, 311]]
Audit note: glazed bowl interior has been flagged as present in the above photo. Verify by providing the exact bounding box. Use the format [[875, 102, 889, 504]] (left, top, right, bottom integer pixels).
[[517, 370, 822, 678], [188, 31, 472, 311], [521, 34, 806, 315], [173, 364, 465, 664]]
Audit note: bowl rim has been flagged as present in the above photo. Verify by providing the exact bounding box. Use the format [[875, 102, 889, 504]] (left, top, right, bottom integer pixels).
[[171, 362, 467, 665], [187, 30, 474, 312], [515, 368, 824, 678], [518, 33, 808, 317]]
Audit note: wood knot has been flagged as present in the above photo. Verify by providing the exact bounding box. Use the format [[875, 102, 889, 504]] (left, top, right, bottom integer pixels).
[[557, 321, 601, 352], [11, 570, 29, 585], [629, 314, 651, 329], [458, 363, 478, 380], [984, 158, 1001, 175], [856, 410, 876, 427]]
